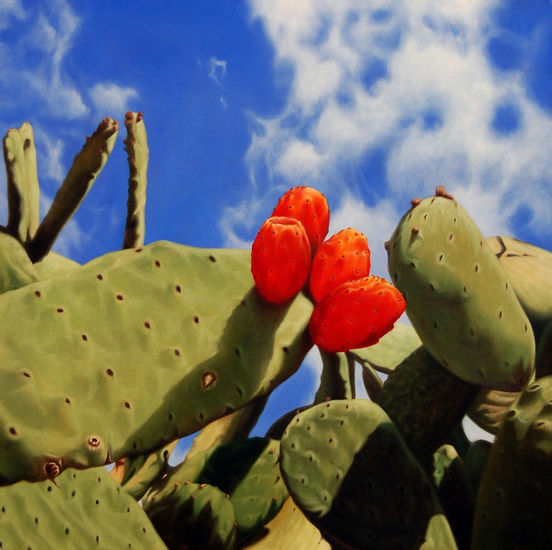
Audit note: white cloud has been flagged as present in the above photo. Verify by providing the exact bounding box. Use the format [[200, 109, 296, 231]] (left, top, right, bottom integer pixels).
[[90, 82, 140, 116], [227, 0, 552, 250], [0, 0, 26, 31], [208, 57, 227, 86]]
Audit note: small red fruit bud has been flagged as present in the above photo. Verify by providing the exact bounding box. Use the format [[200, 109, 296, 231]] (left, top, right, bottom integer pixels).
[[272, 186, 330, 254], [309, 276, 406, 352], [251, 216, 311, 304], [309, 228, 371, 303]]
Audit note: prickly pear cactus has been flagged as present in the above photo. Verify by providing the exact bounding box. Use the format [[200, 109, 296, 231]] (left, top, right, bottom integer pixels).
[[472, 376, 552, 549], [279, 399, 458, 549], [376, 346, 477, 468], [486, 235, 552, 325], [0, 466, 167, 549], [145, 481, 237, 550], [0, 242, 312, 484], [387, 189, 535, 391]]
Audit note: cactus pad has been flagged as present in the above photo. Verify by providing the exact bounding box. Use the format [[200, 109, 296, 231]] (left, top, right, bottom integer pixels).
[[0, 241, 313, 483], [472, 375, 552, 549], [0, 466, 167, 549], [387, 192, 535, 391], [279, 399, 457, 549]]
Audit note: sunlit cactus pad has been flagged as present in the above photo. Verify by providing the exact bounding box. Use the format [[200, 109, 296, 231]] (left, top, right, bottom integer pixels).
[[0, 241, 313, 484], [0, 466, 167, 549], [387, 193, 535, 391]]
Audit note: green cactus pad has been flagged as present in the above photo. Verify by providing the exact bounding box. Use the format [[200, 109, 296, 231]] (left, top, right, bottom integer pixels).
[[314, 350, 355, 402], [487, 235, 552, 325], [144, 481, 237, 550], [432, 445, 473, 550], [120, 441, 177, 501], [387, 193, 535, 391], [241, 496, 331, 550], [0, 466, 167, 549], [463, 439, 491, 499], [467, 386, 519, 435], [376, 346, 477, 468], [0, 241, 313, 484], [195, 437, 289, 541], [34, 251, 80, 280], [348, 321, 422, 375], [0, 230, 39, 293], [279, 399, 457, 550], [472, 375, 552, 549]]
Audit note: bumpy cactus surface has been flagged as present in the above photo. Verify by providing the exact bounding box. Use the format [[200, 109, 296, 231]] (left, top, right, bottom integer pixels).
[[1, 117, 550, 549]]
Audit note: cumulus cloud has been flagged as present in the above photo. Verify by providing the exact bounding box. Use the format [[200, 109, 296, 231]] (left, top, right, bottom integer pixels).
[[90, 83, 140, 117], [226, 0, 551, 251]]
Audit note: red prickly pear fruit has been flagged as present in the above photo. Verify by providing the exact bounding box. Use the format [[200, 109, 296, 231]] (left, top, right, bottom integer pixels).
[[271, 186, 330, 254], [309, 228, 371, 303], [309, 276, 406, 353], [251, 216, 312, 304]]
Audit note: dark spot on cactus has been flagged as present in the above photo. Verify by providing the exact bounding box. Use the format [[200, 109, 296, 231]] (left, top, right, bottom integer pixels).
[[132, 442, 137, 450], [96, 274, 103, 280], [65, 527, 70, 534], [124, 401, 131, 409], [306, 425, 311, 431], [154, 260, 161, 268], [499, 310, 503, 319], [65, 397, 71, 404], [194, 315, 199, 324], [135, 248, 142, 253], [116, 294, 124, 301], [35, 517, 39, 524], [144, 321, 150, 329], [175, 285, 182, 293], [470, 328, 474, 337], [9, 427, 16, 435], [433, 320, 438, 329], [47, 485, 53, 492], [34, 290, 41, 297], [23, 371, 31, 378], [234, 347, 240, 357], [81, 334, 88, 341], [168, 413, 173, 421], [474, 264, 480, 273], [429, 283, 435, 291], [71, 490, 76, 497], [106, 369, 114, 377], [439, 253, 444, 262], [410, 261, 416, 268], [199, 412, 205, 421], [463, 286, 468, 293], [209, 255, 216, 262], [96, 535, 100, 543], [174, 348, 181, 356], [57, 307, 64, 313]]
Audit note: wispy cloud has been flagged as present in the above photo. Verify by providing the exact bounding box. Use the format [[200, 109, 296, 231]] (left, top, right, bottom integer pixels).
[[228, 0, 551, 252], [90, 83, 140, 117], [208, 56, 227, 86], [0, 0, 26, 31]]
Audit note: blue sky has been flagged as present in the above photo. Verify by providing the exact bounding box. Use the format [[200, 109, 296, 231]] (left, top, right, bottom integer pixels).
[[0, 1, 550, 448]]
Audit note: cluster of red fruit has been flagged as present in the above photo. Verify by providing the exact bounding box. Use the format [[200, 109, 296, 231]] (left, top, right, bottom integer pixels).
[[251, 186, 406, 353]]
